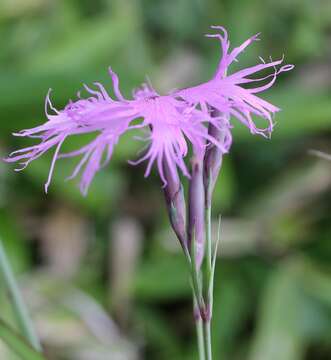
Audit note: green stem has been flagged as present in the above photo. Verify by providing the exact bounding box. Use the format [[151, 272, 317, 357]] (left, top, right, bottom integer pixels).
[[205, 203, 212, 292], [0, 239, 42, 351], [188, 228, 205, 313], [194, 298, 205, 360], [185, 234, 207, 360], [203, 179, 213, 360], [203, 319, 212, 360]]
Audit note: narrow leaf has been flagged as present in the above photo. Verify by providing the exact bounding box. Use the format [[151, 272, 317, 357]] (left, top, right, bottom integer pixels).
[[208, 215, 221, 314], [0, 319, 45, 360]]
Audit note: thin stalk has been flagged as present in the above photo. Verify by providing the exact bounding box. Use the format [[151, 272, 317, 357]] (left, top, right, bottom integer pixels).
[[203, 319, 212, 360], [188, 229, 205, 314], [0, 239, 42, 351], [194, 298, 205, 360], [203, 197, 213, 360], [200, 176, 213, 360], [201, 107, 226, 359], [187, 224, 209, 360], [205, 202, 212, 286]]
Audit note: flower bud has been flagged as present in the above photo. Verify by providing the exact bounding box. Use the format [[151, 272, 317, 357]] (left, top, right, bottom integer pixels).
[[188, 153, 205, 268], [163, 160, 187, 249], [204, 110, 231, 206]]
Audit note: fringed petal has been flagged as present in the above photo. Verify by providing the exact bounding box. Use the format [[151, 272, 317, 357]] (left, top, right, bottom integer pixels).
[[176, 27, 293, 139], [6, 69, 139, 193]]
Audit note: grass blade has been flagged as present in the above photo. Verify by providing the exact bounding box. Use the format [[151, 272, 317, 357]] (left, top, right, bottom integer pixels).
[[0, 319, 46, 360]]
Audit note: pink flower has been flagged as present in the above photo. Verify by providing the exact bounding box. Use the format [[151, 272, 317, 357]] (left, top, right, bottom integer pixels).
[[6, 69, 222, 194], [176, 26, 294, 138], [130, 83, 225, 185], [5, 27, 293, 195], [6, 70, 135, 195]]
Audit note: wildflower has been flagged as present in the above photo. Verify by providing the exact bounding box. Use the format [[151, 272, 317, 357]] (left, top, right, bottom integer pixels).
[[4, 28, 294, 358], [6, 71, 135, 195], [5, 69, 222, 194], [176, 26, 294, 138], [173, 26, 293, 201], [5, 27, 293, 197]]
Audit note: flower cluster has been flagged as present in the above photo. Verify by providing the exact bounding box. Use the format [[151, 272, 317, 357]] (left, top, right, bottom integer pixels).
[[6, 26, 293, 194]]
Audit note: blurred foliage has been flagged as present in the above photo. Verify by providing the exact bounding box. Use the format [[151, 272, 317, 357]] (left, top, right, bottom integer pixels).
[[0, 0, 331, 359]]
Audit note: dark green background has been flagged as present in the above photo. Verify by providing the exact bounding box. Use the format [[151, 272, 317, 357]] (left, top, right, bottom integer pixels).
[[1, 0, 331, 359]]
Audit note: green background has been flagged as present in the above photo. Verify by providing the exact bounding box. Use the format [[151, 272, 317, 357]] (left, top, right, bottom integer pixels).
[[1, 0, 331, 359]]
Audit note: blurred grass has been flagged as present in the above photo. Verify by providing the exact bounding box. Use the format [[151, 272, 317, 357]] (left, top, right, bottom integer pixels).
[[0, 0, 331, 359]]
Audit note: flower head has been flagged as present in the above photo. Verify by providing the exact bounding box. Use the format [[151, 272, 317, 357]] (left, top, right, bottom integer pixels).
[[6, 70, 222, 194], [5, 27, 293, 195], [176, 26, 294, 138], [6, 70, 136, 195], [131, 87, 225, 185]]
